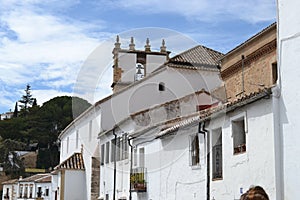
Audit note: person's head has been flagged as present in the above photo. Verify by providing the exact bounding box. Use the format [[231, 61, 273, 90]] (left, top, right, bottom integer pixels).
[[240, 186, 269, 200]]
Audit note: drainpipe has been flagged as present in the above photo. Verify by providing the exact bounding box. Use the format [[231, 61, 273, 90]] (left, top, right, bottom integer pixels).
[[128, 137, 134, 200], [113, 128, 117, 200], [199, 122, 209, 200], [241, 55, 245, 96]]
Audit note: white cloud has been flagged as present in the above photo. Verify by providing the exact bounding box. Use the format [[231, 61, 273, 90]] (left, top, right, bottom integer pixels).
[[100, 0, 275, 23], [0, 2, 114, 112]]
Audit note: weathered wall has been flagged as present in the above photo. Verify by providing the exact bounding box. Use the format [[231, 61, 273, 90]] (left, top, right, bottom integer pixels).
[[221, 25, 277, 101]]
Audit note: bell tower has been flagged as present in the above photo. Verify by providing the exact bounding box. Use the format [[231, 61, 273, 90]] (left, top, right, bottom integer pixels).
[[111, 36, 170, 93]]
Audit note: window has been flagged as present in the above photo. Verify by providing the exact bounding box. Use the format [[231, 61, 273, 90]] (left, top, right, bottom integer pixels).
[[134, 148, 138, 166], [89, 121, 93, 141], [189, 134, 200, 166], [111, 138, 116, 162], [5, 188, 9, 198], [232, 117, 246, 154], [37, 187, 42, 197], [19, 185, 23, 198], [139, 147, 145, 168], [212, 128, 223, 180], [29, 185, 33, 198], [272, 62, 278, 84], [158, 82, 165, 91], [116, 137, 121, 161], [122, 133, 129, 160], [23, 184, 27, 198], [105, 142, 110, 164], [45, 188, 49, 196], [100, 144, 105, 165], [76, 130, 79, 149]]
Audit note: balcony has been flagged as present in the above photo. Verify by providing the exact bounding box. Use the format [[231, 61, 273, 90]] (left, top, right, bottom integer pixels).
[[130, 167, 147, 192]]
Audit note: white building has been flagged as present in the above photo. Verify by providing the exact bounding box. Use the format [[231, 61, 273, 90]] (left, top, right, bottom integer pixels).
[[97, 40, 223, 200], [277, 1, 300, 199], [2, 179, 18, 200], [2, 174, 52, 200], [0, 112, 13, 120], [56, 37, 223, 200]]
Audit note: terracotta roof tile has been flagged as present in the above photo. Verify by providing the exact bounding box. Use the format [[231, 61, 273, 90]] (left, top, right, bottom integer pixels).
[[54, 152, 85, 170], [157, 88, 272, 137], [2, 179, 18, 185], [168, 45, 224, 67], [19, 174, 50, 183]]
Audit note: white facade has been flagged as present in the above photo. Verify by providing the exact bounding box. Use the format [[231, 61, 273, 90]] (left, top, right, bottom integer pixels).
[[277, 1, 300, 199], [101, 66, 222, 132], [2, 180, 18, 200], [58, 106, 101, 200], [209, 97, 276, 200], [15, 174, 52, 200], [98, 89, 218, 200], [0, 112, 13, 120]]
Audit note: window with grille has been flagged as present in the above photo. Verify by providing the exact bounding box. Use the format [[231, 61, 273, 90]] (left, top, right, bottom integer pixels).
[[189, 134, 200, 166]]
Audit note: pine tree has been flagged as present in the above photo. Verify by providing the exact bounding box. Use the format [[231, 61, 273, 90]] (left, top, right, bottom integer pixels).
[[13, 102, 18, 117], [32, 98, 37, 107], [19, 84, 35, 113]]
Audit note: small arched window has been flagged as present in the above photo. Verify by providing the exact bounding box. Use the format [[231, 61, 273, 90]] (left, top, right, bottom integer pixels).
[[158, 82, 165, 91]]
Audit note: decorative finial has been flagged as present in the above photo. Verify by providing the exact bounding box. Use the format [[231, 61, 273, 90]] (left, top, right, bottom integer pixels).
[[160, 39, 166, 52], [145, 38, 151, 51], [113, 35, 121, 56], [129, 37, 135, 50]]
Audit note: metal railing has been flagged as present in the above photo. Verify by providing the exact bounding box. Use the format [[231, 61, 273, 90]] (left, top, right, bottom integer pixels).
[[130, 167, 147, 192]]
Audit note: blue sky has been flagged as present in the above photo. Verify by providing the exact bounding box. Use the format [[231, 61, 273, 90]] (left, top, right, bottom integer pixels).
[[0, 0, 276, 114]]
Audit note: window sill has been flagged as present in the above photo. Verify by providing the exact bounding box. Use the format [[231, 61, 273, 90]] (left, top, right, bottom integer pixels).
[[233, 150, 246, 155], [191, 165, 201, 170], [212, 177, 223, 181]]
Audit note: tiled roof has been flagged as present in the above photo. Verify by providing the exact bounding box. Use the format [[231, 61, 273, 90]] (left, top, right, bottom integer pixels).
[[54, 152, 85, 170], [157, 88, 272, 137], [168, 45, 224, 67], [19, 174, 50, 183], [2, 179, 18, 185], [36, 175, 51, 183]]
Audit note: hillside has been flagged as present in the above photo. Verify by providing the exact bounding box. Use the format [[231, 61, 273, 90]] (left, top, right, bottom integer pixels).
[[0, 96, 91, 177]]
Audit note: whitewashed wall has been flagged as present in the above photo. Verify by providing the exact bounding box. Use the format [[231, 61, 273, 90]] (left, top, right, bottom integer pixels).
[[209, 98, 276, 200], [135, 124, 206, 200], [101, 67, 222, 132], [146, 55, 167, 74], [59, 108, 101, 200], [35, 182, 52, 200], [2, 183, 17, 200], [63, 170, 86, 200], [278, 1, 300, 199]]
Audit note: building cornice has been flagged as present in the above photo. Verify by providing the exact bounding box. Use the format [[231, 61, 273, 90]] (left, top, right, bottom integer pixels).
[[221, 39, 277, 80]]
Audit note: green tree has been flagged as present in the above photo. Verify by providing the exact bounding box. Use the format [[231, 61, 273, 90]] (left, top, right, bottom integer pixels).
[[0, 96, 91, 170], [13, 102, 18, 118], [19, 84, 35, 114]]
